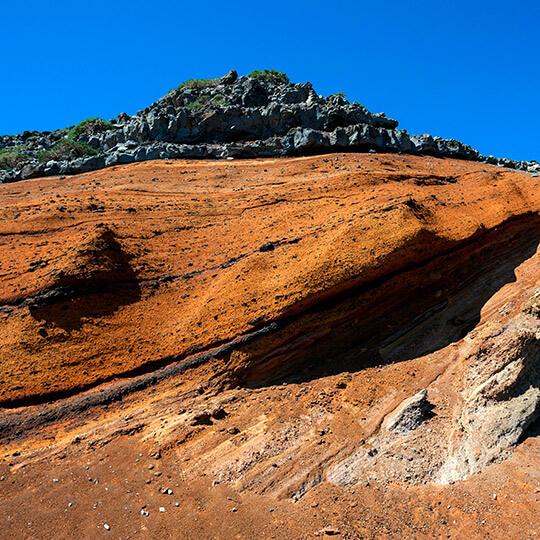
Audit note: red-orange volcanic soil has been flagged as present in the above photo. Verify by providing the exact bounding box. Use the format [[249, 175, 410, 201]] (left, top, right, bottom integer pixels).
[[0, 153, 539, 539]]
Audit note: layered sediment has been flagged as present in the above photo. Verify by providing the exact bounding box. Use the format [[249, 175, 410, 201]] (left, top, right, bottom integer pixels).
[[0, 152, 538, 539]]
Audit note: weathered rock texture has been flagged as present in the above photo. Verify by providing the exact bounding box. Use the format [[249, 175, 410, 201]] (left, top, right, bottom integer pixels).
[[0, 153, 538, 539], [385, 389, 431, 434], [1, 71, 539, 182], [438, 309, 540, 483]]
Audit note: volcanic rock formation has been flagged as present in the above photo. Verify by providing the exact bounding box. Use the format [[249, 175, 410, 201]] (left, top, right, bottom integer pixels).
[[0, 151, 539, 538], [1, 70, 539, 182]]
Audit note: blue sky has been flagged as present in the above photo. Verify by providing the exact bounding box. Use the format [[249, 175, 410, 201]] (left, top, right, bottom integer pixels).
[[2, 1, 538, 161]]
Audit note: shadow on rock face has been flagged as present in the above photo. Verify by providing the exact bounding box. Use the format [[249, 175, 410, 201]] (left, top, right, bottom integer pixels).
[[238, 214, 540, 388], [520, 414, 540, 443], [28, 224, 141, 332]]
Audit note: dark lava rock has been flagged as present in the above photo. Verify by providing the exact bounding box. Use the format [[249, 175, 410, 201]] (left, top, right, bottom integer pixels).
[[219, 69, 238, 85], [2, 70, 539, 183], [191, 410, 212, 425]]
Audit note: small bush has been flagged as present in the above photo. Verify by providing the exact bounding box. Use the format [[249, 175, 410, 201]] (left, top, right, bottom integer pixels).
[[67, 117, 114, 141], [39, 139, 97, 163], [185, 101, 203, 111], [211, 94, 229, 106], [0, 147, 28, 170], [248, 69, 289, 83], [178, 78, 219, 90], [185, 95, 212, 110]]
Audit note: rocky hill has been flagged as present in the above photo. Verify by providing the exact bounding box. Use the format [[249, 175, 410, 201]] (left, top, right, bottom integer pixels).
[[1, 69, 539, 182]]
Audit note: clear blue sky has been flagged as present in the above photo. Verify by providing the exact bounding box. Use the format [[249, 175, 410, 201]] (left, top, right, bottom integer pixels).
[[2, 1, 538, 161]]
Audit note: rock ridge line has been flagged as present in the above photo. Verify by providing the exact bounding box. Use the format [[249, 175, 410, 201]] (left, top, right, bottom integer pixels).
[[1, 69, 538, 182]]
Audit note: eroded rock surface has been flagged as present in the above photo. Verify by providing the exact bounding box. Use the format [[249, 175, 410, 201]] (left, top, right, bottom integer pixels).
[[0, 153, 539, 539], [439, 305, 540, 483]]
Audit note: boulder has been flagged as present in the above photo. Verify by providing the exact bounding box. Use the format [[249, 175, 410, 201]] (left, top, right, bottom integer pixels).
[[385, 389, 430, 434], [219, 69, 238, 85]]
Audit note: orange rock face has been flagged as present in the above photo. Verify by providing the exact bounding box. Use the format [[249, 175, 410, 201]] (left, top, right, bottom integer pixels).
[[0, 153, 539, 539]]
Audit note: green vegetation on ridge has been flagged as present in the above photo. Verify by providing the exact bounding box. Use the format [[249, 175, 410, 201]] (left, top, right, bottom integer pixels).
[[0, 147, 28, 170], [247, 69, 289, 83], [67, 118, 114, 141], [178, 78, 219, 90], [177, 69, 289, 92], [38, 139, 97, 163]]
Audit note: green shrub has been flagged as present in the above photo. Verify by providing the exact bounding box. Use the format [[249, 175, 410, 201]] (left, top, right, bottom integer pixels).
[[185, 95, 212, 110], [0, 147, 28, 170], [178, 78, 219, 90], [67, 117, 114, 141], [248, 69, 289, 83], [185, 101, 203, 111], [39, 139, 97, 163], [211, 94, 229, 106]]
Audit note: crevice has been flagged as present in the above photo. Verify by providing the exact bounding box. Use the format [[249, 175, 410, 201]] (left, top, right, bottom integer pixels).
[[1, 213, 538, 418], [233, 213, 540, 387]]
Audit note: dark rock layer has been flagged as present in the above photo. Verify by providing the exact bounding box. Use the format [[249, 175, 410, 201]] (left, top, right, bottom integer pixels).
[[1, 70, 539, 182]]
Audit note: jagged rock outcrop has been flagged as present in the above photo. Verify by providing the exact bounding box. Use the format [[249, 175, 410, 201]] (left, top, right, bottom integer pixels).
[[1, 71, 539, 182], [438, 302, 540, 483]]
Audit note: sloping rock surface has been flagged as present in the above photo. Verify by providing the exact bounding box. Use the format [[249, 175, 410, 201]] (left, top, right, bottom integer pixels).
[[0, 153, 539, 539]]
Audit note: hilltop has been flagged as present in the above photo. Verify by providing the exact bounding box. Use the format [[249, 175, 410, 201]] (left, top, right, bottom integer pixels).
[[1, 69, 539, 182]]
